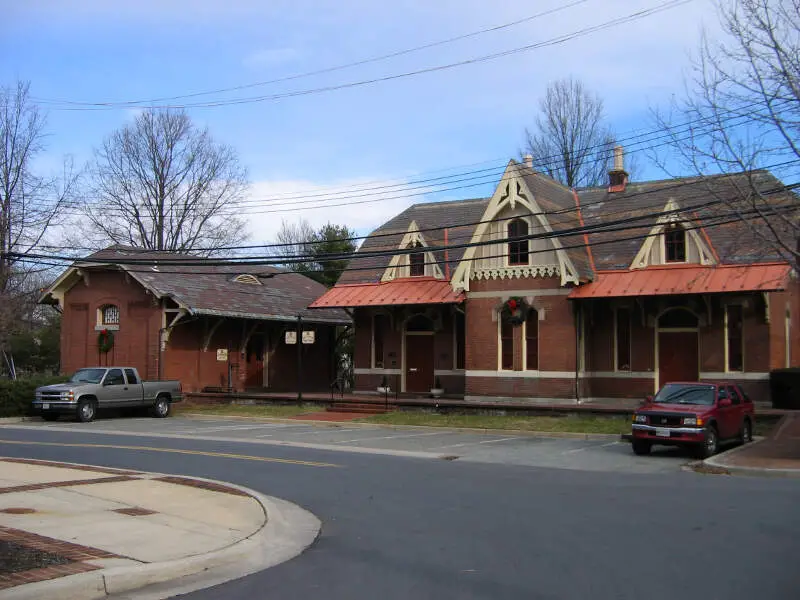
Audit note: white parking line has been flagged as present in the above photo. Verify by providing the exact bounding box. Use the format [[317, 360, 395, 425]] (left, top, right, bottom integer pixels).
[[477, 437, 519, 445], [174, 424, 286, 434], [430, 437, 518, 450], [332, 431, 454, 444]]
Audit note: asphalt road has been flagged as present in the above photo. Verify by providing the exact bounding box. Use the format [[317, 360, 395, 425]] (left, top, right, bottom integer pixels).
[[1, 420, 798, 600]]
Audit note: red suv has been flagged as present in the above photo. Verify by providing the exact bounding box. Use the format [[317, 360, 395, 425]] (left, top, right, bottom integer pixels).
[[631, 382, 755, 458]]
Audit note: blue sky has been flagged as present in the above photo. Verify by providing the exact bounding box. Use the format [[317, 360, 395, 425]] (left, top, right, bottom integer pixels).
[[3, 0, 721, 243]]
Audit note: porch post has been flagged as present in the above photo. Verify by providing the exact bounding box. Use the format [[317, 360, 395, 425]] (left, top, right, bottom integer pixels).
[[297, 315, 303, 402]]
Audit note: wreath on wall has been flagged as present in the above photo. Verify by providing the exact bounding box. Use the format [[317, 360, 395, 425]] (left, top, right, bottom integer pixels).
[[98, 329, 115, 353], [500, 296, 530, 326]]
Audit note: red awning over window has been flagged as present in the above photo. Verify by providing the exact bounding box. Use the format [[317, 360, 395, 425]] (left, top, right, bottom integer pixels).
[[568, 263, 792, 299], [309, 278, 463, 308]]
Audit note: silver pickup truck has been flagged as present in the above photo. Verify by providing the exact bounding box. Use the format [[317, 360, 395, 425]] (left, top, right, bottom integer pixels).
[[33, 367, 182, 422]]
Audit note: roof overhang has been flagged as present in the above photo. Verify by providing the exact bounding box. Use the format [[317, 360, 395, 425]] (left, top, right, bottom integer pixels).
[[568, 263, 792, 299], [309, 278, 464, 308], [191, 307, 350, 325]]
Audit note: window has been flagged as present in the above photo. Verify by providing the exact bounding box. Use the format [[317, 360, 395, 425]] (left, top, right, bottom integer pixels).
[[455, 312, 465, 370], [233, 274, 262, 285], [726, 304, 744, 372], [728, 386, 742, 405], [500, 315, 514, 370], [717, 386, 729, 401], [101, 304, 119, 325], [409, 242, 425, 277], [124, 369, 139, 384], [615, 307, 632, 371], [664, 224, 686, 262], [104, 369, 125, 386], [372, 314, 386, 368], [525, 309, 539, 370], [507, 219, 529, 266]]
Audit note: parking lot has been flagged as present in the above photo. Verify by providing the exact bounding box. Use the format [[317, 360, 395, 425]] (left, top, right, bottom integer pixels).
[[0, 415, 697, 474]]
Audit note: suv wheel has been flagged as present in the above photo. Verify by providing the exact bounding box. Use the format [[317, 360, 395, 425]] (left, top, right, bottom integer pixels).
[[740, 419, 752, 445], [77, 399, 96, 423], [632, 440, 651, 456], [702, 426, 718, 458]]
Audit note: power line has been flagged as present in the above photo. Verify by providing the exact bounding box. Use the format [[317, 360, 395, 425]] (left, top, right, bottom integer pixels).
[[35, 0, 690, 111], [32, 1, 593, 107]]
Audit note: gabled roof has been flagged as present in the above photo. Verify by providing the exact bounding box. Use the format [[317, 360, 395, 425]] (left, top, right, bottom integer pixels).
[[338, 198, 489, 284], [42, 245, 350, 325], [577, 170, 796, 269]]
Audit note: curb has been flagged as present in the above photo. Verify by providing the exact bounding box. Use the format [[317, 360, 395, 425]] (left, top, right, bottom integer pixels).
[[701, 437, 800, 479], [178, 412, 624, 441], [0, 416, 41, 424], [3, 462, 321, 600]]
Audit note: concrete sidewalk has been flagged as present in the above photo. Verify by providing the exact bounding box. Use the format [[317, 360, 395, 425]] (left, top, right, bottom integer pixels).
[[0, 457, 320, 599], [704, 413, 800, 478]]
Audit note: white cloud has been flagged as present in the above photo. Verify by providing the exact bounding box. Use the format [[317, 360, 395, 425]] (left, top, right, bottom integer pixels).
[[240, 177, 418, 243]]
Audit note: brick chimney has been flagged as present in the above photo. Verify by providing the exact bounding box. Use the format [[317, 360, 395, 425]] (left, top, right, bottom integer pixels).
[[608, 145, 628, 193], [523, 154, 534, 169]]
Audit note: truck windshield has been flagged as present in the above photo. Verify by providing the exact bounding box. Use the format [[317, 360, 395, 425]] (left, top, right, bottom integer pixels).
[[69, 369, 107, 384], [653, 383, 715, 406]]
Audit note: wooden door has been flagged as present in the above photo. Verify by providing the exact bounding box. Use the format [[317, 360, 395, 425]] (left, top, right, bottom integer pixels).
[[245, 335, 265, 389], [405, 335, 434, 393], [658, 331, 699, 388]]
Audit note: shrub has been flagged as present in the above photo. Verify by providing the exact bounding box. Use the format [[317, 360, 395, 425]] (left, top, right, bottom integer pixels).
[[0, 376, 68, 417]]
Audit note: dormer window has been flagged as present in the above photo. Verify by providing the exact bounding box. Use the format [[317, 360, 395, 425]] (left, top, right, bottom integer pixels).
[[664, 224, 686, 263], [508, 219, 529, 266], [233, 274, 262, 285], [409, 242, 425, 277]]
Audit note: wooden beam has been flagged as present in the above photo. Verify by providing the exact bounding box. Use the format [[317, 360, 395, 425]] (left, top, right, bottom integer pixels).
[[202, 318, 226, 351]]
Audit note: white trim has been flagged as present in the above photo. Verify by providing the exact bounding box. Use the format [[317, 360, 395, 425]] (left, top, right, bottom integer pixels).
[[613, 307, 632, 372], [699, 372, 770, 381], [523, 308, 539, 371], [434, 369, 465, 376], [354, 368, 403, 375], [466, 288, 572, 299], [471, 265, 560, 281], [786, 307, 792, 368], [451, 162, 580, 290], [466, 370, 578, 379], [724, 304, 745, 373], [581, 371, 655, 379], [381, 221, 444, 282]]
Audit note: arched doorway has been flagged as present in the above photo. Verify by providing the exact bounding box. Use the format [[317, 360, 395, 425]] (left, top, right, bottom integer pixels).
[[404, 314, 435, 393], [656, 307, 699, 389]]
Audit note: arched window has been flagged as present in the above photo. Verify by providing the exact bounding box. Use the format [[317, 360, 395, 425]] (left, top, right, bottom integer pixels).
[[101, 304, 119, 326], [409, 242, 425, 277], [525, 308, 539, 370], [508, 219, 529, 266], [664, 224, 686, 262]]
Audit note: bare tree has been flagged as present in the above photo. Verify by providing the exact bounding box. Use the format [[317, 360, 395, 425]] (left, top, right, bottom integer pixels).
[[0, 81, 77, 357], [82, 108, 249, 255], [654, 0, 800, 261], [524, 78, 623, 188], [274, 218, 316, 269]]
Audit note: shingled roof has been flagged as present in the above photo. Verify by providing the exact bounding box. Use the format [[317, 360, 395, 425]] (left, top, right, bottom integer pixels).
[[338, 198, 490, 284], [50, 245, 350, 325], [578, 169, 797, 270]]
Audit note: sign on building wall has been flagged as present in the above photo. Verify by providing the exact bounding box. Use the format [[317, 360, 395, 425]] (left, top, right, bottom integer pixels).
[[216, 348, 228, 361], [302, 330, 315, 344], [285, 331, 297, 345]]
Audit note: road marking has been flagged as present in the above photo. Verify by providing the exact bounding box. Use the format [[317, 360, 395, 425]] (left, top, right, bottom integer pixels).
[[600, 441, 621, 448], [563, 446, 590, 454], [477, 437, 519, 445], [429, 437, 516, 450], [0, 439, 339, 468], [332, 431, 453, 444], [175, 424, 286, 434]]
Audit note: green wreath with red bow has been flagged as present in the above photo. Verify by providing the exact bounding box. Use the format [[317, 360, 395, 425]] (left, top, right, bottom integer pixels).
[[500, 296, 529, 326], [98, 329, 114, 353]]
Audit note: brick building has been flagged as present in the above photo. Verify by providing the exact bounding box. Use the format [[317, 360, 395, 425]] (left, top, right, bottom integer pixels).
[[41, 246, 350, 393], [311, 155, 800, 404]]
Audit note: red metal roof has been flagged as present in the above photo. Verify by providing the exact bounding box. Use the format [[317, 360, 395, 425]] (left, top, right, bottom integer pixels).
[[568, 263, 792, 299], [310, 278, 463, 308]]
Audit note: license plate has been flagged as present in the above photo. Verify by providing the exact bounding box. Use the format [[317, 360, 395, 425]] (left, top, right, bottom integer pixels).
[[655, 427, 671, 437], [42, 403, 49, 410]]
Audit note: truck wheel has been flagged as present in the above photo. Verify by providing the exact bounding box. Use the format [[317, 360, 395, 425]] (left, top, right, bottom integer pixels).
[[151, 396, 170, 418], [77, 399, 96, 423], [632, 440, 651, 456], [702, 426, 718, 458], [739, 419, 752, 445]]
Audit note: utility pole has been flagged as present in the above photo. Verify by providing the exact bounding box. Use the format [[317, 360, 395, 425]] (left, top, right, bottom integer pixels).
[[296, 314, 303, 402]]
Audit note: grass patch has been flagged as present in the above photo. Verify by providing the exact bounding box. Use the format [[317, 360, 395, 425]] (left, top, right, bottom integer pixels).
[[174, 403, 321, 419], [356, 412, 632, 434]]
